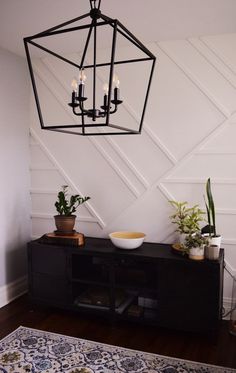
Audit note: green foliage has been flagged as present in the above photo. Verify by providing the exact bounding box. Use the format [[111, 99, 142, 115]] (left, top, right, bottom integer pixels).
[[204, 178, 216, 237], [169, 200, 205, 234], [55, 185, 90, 216], [185, 232, 208, 250]]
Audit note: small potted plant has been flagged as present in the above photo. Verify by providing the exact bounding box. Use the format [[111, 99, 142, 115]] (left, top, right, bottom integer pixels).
[[54, 185, 90, 235], [203, 178, 221, 259], [169, 201, 205, 244], [185, 232, 208, 260]]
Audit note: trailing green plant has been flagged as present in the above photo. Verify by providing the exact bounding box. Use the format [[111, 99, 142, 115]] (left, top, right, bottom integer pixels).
[[55, 185, 90, 216], [169, 201, 205, 235], [204, 178, 216, 237], [185, 232, 208, 251]]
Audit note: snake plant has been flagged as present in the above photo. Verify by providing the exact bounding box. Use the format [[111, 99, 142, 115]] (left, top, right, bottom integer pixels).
[[204, 178, 216, 237]]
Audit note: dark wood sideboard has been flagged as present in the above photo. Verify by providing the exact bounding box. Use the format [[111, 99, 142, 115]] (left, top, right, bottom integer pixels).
[[27, 237, 224, 333]]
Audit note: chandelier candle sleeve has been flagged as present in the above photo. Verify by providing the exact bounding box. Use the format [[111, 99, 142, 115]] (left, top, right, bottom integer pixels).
[[70, 79, 79, 108], [78, 70, 87, 101], [113, 74, 120, 102], [103, 83, 109, 108]]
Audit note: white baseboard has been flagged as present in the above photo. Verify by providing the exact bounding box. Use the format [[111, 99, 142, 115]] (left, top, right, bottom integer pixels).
[[0, 276, 28, 309]]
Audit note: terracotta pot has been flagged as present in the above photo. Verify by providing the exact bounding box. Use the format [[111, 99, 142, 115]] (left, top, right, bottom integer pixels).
[[54, 215, 76, 234]]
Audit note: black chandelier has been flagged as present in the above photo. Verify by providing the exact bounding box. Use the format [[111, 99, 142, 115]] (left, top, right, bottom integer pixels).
[[24, 0, 156, 136]]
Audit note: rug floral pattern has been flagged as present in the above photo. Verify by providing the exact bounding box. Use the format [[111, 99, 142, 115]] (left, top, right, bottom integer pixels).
[[0, 327, 235, 373]]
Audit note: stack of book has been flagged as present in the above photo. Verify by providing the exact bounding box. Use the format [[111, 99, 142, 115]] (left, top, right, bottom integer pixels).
[[74, 287, 136, 314]]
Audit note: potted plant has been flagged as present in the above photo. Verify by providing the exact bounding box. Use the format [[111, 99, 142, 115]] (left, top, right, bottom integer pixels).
[[169, 201, 205, 244], [185, 232, 208, 260], [54, 185, 90, 235], [203, 178, 221, 258]]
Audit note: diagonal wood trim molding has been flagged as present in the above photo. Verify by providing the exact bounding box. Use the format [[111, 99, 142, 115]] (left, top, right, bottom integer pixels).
[[157, 42, 230, 118], [30, 128, 106, 228]]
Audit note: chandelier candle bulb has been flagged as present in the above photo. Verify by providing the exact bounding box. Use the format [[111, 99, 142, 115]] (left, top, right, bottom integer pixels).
[[113, 74, 120, 88], [71, 78, 78, 92], [103, 83, 109, 95], [79, 69, 87, 83]]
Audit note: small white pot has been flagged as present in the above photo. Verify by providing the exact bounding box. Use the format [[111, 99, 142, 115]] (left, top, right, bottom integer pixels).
[[203, 233, 222, 248], [205, 245, 220, 260], [208, 235, 222, 248], [189, 246, 205, 260]]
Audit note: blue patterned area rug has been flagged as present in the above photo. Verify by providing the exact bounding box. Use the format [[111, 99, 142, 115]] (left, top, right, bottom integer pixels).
[[0, 326, 235, 373]]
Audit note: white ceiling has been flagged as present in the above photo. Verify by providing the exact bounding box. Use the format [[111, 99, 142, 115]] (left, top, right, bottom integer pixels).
[[0, 0, 236, 57]]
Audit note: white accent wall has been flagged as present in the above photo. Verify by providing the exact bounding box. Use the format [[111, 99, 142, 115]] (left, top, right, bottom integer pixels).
[[29, 33, 236, 311], [0, 47, 31, 307]]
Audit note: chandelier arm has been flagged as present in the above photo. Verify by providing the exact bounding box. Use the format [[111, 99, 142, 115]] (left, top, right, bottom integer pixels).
[[105, 20, 118, 125], [117, 20, 156, 59], [139, 58, 156, 132], [80, 22, 94, 68], [79, 101, 90, 116], [99, 14, 155, 60], [28, 40, 81, 69], [81, 109, 85, 135], [92, 19, 97, 121], [114, 25, 152, 59], [108, 123, 140, 133], [72, 107, 83, 116], [99, 13, 114, 23], [26, 21, 107, 42], [109, 105, 118, 115], [30, 12, 91, 39]]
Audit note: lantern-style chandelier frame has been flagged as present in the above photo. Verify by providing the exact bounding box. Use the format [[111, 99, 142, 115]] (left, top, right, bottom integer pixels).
[[24, 0, 156, 136]]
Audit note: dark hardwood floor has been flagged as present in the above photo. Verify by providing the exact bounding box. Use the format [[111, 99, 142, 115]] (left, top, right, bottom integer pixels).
[[0, 294, 236, 369]]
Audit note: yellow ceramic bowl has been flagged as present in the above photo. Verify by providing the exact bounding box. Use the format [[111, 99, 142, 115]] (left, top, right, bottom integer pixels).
[[109, 231, 146, 249]]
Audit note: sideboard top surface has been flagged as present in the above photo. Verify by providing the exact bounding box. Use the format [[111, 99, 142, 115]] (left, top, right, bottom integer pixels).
[[30, 237, 224, 265]]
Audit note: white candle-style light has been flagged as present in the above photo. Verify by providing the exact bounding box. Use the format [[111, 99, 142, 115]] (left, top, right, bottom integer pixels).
[[79, 69, 87, 84], [71, 78, 78, 92], [113, 73, 120, 88], [103, 83, 109, 95]]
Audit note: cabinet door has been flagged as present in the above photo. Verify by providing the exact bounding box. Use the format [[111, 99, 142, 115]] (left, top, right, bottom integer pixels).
[[29, 244, 67, 277], [31, 274, 68, 305], [28, 243, 68, 306], [157, 259, 222, 332]]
